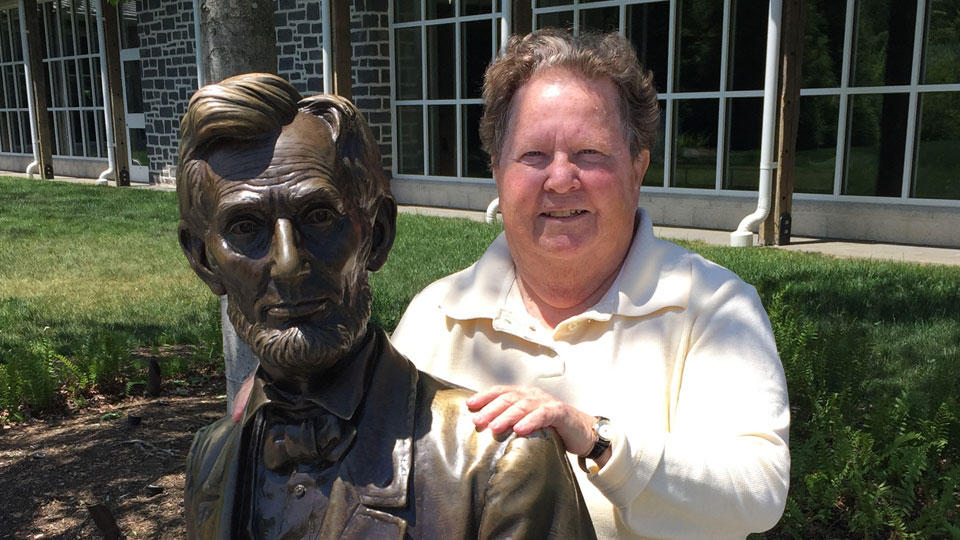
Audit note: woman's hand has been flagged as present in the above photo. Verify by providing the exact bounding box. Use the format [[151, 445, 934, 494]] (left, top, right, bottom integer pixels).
[[467, 385, 609, 466]]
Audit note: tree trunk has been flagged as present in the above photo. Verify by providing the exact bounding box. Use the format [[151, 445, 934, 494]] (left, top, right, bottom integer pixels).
[[196, 0, 278, 411], [197, 0, 276, 83]]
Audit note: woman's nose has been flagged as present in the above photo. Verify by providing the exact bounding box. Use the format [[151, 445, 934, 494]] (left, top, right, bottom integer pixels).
[[543, 154, 581, 193]]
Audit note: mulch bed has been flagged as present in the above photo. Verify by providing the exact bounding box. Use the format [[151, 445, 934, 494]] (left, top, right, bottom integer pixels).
[[0, 380, 224, 539]]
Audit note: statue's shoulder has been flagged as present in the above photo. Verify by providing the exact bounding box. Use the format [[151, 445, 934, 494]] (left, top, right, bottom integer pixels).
[[416, 369, 567, 460], [186, 416, 240, 482]]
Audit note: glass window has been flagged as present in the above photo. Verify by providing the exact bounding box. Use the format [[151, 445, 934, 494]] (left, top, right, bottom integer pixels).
[[851, 0, 916, 87], [645, 101, 667, 186], [795, 95, 839, 194], [124, 60, 144, 113], [426, 0, 455, 20], [913, 92, 960, 199], [802, 0, 845, 87], [626, 2, 669, 93], [0, 7, 29, 156], [120, 4, 138, 49], [673, 99, 719, 189], [0, 113, 10, 153], [462, 20, 492, 99], [395, 27, 422, 100], [461, 0, 493, 16], [426, 23, 455, 100], [922, 0, 960, 85], [1, 10, 10, 63], [580, 7, 619, 33], [723, 97, 762, 190], [537, 10, 574, 30], [729, 0, 768, 90], [463, 104, 487, 177], [395, 0, 420, 23], [677, 0, 722, 92], [129, 127, 148, 167], [428, 105, 457, 176], [537, 0, 574, 7], [397, 105, 424, 175], [844, 93, 908, 196], [393, 2, 501, 181]]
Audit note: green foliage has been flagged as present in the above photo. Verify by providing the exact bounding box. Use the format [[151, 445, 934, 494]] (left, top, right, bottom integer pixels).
[[2, 176, 959, 534]]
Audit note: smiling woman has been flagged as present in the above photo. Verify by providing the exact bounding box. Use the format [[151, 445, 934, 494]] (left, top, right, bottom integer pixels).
[[391, 29, 791, 540]]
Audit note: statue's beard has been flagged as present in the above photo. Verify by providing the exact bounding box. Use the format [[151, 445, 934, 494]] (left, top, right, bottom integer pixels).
[[228, 280, 372, 377]]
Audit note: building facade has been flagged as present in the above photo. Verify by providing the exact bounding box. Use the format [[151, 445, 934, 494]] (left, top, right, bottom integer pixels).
[[1, 0, 958, 246]]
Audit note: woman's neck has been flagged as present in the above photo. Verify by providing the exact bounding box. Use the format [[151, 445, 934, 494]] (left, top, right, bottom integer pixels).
[[514, 260, 623, 329]]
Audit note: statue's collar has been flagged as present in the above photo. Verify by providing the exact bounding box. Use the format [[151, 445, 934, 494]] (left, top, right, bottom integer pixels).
[[242, 328, 379, 426]]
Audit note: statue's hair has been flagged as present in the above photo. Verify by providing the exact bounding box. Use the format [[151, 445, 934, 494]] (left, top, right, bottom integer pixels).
[[480, 28, 660, 163], [176, 73, 391, 234]]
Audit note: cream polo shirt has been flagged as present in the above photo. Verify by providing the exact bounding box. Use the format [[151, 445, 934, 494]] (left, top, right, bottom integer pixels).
[[391, 209, 790, 540]]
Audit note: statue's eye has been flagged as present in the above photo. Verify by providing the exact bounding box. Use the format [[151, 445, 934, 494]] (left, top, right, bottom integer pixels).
[[225, 218, 264, 250], [305, 208, 336, 224]]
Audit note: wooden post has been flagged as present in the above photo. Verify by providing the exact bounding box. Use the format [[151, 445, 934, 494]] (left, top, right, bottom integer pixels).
[[99, 0, 130, 186], [21, 0, 53, 179], [330, 0, 352, 100], [760, 0, 806, 245]]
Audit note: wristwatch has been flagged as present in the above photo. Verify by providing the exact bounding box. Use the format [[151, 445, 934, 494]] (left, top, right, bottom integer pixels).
[[578, 416, 612, 473]]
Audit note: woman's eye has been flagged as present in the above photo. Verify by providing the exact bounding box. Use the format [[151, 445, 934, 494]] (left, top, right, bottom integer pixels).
[[519, 151, 546, 165]]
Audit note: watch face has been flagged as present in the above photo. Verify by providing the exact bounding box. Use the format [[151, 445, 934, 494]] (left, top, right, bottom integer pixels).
[[597, 421, 614, 441]]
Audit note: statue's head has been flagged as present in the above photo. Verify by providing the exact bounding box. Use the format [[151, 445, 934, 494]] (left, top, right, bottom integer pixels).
[[176, 73, 396, 388]]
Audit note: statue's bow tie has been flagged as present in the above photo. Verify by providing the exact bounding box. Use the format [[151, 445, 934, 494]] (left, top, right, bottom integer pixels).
[[261, 410, 356, 472]]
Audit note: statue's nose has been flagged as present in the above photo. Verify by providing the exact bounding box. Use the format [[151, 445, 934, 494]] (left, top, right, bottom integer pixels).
[[270, 218, 305, 281]]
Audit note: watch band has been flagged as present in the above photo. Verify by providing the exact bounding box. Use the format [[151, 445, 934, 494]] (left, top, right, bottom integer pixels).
[[578, 416, 611, 473]]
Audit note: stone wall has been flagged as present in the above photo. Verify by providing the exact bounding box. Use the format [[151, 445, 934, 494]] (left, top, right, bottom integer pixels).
[[349, 0, 392, 171], [275, 0, 325, 93], [137, 0, 198, 184], [137, 0, 393, 184]]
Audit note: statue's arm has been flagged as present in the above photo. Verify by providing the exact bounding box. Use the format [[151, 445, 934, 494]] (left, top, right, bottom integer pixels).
[[478, 429, 597, 540]]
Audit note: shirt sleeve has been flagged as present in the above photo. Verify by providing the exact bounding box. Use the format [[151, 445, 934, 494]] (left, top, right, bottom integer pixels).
[[589, 276, 790, 539]]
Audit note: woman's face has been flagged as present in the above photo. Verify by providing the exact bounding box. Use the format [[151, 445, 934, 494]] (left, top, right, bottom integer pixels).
[[493, 68, 649, 282]]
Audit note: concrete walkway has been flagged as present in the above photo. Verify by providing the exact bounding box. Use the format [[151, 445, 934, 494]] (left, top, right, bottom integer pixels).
[[401, 205, 960, 267], [8, 173, 959, 266]]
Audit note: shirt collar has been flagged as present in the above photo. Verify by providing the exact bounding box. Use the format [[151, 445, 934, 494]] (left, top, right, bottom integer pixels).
[[439, 208, 691, 325], [241, 328, 379, 427]]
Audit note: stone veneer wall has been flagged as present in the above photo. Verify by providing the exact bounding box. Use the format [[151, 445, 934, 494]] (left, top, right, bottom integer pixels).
[[275, 0, 393, 170], [137, 0, 393, 184], [137, 0, 198, 184], [349, 0, 392, 171]]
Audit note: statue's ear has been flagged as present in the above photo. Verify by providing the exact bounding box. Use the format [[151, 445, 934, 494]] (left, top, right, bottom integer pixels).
[[178, 222, 226, 295], [367, 197, 397, 272]]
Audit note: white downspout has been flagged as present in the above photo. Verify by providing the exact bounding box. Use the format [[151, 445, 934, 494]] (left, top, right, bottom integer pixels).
[[95, 4, 116, 186], [484, 0, 511, 223], [730, 0, 782, 247], [321, 0, 332, 93], [485, 198, 500, 223], [17, 0, 40, 178]]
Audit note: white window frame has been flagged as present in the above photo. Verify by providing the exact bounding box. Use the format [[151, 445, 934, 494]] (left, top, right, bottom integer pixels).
[[0, 4, 29, 155], [40, 0, 106, 160], [390, 0, 506, 184], [534, 0, 960, 206]]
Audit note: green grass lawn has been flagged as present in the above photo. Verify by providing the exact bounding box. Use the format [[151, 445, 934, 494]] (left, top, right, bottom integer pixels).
[[1, 175, 958, 536]]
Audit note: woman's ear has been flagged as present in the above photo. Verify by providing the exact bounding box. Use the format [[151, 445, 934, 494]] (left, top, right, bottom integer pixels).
[[366, 198, 397, 272], [179, 222, 226, 295]]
